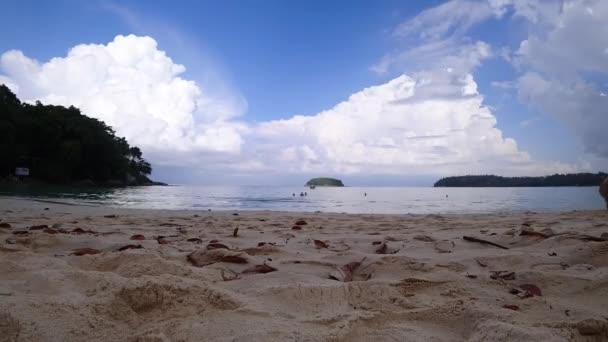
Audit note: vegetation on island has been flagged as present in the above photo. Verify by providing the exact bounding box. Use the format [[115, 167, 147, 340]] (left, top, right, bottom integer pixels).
[[305, 177, 344, 187], [0, 84, 164, 186], [434, 173, 608, 187]]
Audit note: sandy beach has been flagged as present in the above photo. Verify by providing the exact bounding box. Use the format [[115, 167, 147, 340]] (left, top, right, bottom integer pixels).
[[1, 197, 608, 341]]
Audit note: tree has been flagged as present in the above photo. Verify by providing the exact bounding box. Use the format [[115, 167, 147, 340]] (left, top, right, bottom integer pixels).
[[0, 84, 154, 185]]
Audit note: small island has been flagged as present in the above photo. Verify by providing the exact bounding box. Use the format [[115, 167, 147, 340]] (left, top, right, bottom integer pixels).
[[434, 173, 607, 187], [0, 84, 165, 186], [305, 177, 344, 187]]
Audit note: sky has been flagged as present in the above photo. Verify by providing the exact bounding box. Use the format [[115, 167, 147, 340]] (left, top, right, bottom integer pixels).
[[1, 0, 607, 185]]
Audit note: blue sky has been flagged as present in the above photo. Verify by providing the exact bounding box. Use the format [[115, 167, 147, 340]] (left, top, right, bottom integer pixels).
[[1, 0, 607, 185], [0, 1, 436, 119]]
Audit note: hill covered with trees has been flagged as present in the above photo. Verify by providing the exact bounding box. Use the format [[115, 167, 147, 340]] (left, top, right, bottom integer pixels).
[[434, 173, 607, 187], [0, 84, 163, 186], [305, 177, 344, 187]]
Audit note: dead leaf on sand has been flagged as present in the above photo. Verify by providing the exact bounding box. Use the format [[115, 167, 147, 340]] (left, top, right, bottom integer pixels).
[[502, 304, 519, 311], [72, 228, 97, 234], [130, 234, 146, 240], [490, 271, 516, 281], [29, 225, 48, 230], [116, 244, 143, 251], [295, 220, 307, 225], [257, 242, 276, 247], [520, 230, 550, 238], [463, 236, 509, 250], [207, 242, 230, 250], [518, 283, 542, 297], [329, 257, 366, 282], [156, 235, 180, 244], [221, 255, 249, 264], [475, 258, 488, 267], [242, 264, 277, 274], [314, 240, 328, 249], [157, 236, 170, 244], [71, 248, 101, 256]]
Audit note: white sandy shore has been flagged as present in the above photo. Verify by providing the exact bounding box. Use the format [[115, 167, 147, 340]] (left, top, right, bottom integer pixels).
[[1, 197, 608, 341]]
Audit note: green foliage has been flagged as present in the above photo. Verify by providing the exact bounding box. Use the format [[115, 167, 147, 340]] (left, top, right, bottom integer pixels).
[[434, 173, 608, 187], [305, 177, 345, 187], [0, 84, 153, 185]]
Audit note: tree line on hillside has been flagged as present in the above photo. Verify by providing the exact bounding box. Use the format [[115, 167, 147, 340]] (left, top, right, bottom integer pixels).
[[434, 173, 608, 187], [0, 84, 160, 185]]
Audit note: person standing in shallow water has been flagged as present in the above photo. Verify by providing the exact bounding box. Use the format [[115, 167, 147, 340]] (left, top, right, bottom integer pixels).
[[600, 177, 608, 209]]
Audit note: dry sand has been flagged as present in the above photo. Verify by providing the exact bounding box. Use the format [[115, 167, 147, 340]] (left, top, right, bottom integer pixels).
[[1, 197, 608, 341]]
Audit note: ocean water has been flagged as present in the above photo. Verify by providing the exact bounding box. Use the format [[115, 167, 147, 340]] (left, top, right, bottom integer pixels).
[[1, 185, 605, 214]]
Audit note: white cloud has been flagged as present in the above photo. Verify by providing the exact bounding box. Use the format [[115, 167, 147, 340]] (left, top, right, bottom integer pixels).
[[252, 71, 576, 177], [0, 35, 245, 161], [373, 0, 497, 76], [518, 71, 608, 157], [386, 0, 608, 165], [393, 0, 510, 40], [513, 0, 608, 158], [372, 38, 492, 75]]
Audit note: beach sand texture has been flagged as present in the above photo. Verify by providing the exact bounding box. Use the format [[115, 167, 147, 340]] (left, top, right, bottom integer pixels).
[[1, 198, 608, 341]]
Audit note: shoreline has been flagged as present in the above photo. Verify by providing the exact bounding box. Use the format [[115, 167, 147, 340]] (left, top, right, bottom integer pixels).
[[2, 195, 604, 217], [1, 197, 607, 341]]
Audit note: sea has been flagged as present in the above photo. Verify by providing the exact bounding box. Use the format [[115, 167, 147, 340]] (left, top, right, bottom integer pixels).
[[0, 185, 605, 214]]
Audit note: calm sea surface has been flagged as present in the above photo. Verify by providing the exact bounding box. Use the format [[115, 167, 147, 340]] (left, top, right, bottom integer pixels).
[[0, 185, 605, 214]]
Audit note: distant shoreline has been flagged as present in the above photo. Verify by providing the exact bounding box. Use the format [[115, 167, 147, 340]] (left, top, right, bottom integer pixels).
[[434, 173, 607, 187]]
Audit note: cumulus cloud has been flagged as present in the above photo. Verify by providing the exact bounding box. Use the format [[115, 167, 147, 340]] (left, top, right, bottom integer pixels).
[[0, 35, 245, 162], [384, 0, 608, 165], [251, 70, 577, 177], [513, 0, 608, 158]]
